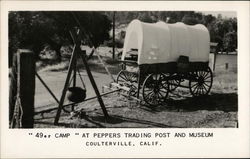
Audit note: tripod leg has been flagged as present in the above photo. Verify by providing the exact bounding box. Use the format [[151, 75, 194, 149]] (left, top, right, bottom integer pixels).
[[73, 57, 77, 87], [54, 45, 77, 125], [80, 50, 109, 119], [137, 69, 141, 99], [71, 55, 77, 112]]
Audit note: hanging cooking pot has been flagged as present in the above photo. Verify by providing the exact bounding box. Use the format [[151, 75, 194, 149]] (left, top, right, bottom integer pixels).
[[67, 87, 86, 103]]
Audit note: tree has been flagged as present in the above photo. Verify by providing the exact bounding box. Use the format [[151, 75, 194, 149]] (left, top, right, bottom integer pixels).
[[202, 14, 216, 26], [181, 15, 199, 25], [207, 17, 237, 52], [138, 12, 154, 23], [9, 11, 112, 66], [223, 31, 237, 53]]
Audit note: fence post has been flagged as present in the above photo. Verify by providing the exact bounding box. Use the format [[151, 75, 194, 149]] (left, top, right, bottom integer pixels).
[[12, 49, 35, 128], [112, 11, 116, 59], [9, 54, 17, 122], [213, 51, 217, 71], [225, 63, 229, 70]]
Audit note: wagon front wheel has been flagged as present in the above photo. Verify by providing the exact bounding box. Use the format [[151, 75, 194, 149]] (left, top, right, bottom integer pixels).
[[117, 70, 137, 96], [189, 67, 213, 97], [142, 73, 169, 106]]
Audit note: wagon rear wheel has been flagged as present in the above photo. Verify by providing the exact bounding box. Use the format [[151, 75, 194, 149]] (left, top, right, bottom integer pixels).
[[189, 67, 213, 97], [142, 73, 169, 106], [117, 70, 137, 96]]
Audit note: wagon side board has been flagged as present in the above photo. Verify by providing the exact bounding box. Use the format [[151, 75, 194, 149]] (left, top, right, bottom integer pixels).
[[139, 61, 209, 75], [120, 60, 210, 102]]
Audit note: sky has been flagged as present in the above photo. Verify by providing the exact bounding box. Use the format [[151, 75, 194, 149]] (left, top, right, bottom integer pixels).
[[201, 11, 237, 18]]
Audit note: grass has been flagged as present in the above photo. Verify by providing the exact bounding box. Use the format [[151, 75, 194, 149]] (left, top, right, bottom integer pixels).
[[212, 68, 237, 94], [36, 54, 122, 76]]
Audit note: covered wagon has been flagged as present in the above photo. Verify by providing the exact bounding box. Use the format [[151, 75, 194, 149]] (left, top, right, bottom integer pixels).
[[116, 19, 213, 106]]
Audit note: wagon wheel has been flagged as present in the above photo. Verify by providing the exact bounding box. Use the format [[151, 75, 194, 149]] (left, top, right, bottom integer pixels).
[[142, 73, 169, 106], [117, 70, 137, 96], [189, 67, 213, 97], [166, 73, 181, 92]]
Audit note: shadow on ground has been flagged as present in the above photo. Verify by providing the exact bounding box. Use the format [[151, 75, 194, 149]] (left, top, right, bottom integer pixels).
[[86, 114, 180, 128], [164, 93, 238, 112], [34, 93, 238, 128]]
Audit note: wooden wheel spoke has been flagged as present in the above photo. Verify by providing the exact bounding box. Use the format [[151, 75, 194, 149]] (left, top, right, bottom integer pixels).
[[200, 71, 204, 76], [194, 86, 199, 95], [147, 93, 154, 100], [203, 70, 208, 77], [194, 71, 198, 76], [161, 84, 168, 90], [201, 85, 207, 94], [202, 71, 209, 78], [119, 74, 127, 81], [200, 87, 203, 95], [204, 80, 212, 83], [200, 86, 204, 94], [198, 87, 203, 95], [143, 88, 153, 92], [203, 82, 211, 87], [195, 86, 200, 95], [158, 91, 166, 99], [129, 74, 136, 81], [152, 75, 157, 80], [191, 82, 199, 88], [117, 79, 125, 82], [144, 91, 154, 99], [155, 93, 160, 100], [127, 73, 132, 80], [193, 84, 199, 91], [157, 93, 163, 102], [197, 71, 201, 76], [160, 90, 168, 93], [151, 94, 158, 104], [197, 86, 202, 95], [204, 75, 211, 80], [131, 84, 137, 88], [202, 84, 208, 92]]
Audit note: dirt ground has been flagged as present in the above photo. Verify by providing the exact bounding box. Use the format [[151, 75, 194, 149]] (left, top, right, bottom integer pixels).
[[34, 93, 237, 128], [34, 50, 238, 128]]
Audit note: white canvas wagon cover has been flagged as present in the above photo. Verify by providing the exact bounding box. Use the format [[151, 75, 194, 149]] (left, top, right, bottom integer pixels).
[[122, 20, 210, 65]]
